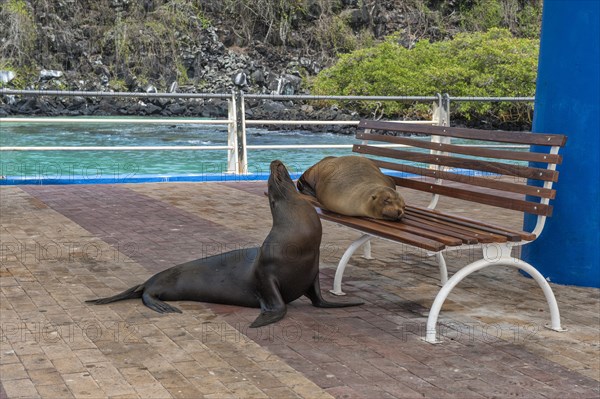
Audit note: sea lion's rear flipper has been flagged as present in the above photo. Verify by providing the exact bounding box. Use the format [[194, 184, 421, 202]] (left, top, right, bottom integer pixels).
[[304, 277, 363, 308], [296, 173, 316, 197], [297, 156, 338, 197], [142, 292, 182, 314], [86, 284, 143, 305], [250, 278, 287, 328]]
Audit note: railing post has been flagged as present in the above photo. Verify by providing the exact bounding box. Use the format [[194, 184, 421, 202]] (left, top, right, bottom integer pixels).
[[442, 93, 451, 127], [432, 93, 450, 127], [427, 93, 450, 209], [233, 87, 248, 174], [432, 93, 442, 126], [227, 93, 238, 174]]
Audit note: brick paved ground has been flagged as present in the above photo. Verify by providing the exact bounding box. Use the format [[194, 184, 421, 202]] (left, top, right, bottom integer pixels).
[[1, 182, 599, 398]]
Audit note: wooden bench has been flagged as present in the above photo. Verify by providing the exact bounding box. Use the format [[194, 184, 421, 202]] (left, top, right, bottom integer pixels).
[[311, 119, 568, 343]]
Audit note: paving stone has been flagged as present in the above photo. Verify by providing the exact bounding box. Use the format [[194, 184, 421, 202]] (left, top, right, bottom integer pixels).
[[1, 378, 39, 398], [324, 385, 363, 399], [35, 383, 75, 398], [85, 362, 136, 397], [26, 368, 64, 386], [226, 381, 270, 398], [242, 370, 288, 390], [150, 368, 192, 389], [165, 384, 205, 399], [18, 353, 54, 371], [61, 371, 106, 398], [73, 348, 106, 365], [0, 362, 28, 380], [261, 386, 302, 399], [51, 355, 86, 374], [187, 374, 230, 395], [171, 360, 204, 378], [0, 348, 19, 366], [107, 394, 139, 399]]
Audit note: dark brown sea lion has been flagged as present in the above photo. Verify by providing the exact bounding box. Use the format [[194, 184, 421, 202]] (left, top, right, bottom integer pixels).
[[297, 155, 405, 220], [87, 160, 362, 327]]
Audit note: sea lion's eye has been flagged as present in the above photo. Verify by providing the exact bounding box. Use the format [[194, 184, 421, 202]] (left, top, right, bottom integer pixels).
[[371, 195, 378, 201]]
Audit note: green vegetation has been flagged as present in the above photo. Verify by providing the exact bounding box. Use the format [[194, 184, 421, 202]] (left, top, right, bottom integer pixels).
[[0, 0, 37, 68], [422, 0, 542, 39], [457, 0, 543, 38], [313, 14, 374, 55], [311, 28, 539, 124], [0, 61, 36, 89], [102, 0, 208, 88]]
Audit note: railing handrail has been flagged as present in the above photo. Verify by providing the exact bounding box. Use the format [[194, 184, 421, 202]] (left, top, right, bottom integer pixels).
[[0, 117, 230, 124], [0, 146, 233, 151], [0, 88, 231, 99], [244, 94, 438, 101], [447, 96, 535, 102]]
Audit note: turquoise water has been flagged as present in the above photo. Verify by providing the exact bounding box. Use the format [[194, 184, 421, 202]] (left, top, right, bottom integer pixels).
[[0, 122, 359, 180], [0, 120, 526, 183]]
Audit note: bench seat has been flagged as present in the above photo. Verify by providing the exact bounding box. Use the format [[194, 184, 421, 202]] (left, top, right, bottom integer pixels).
[[317, 204, 537, 252]]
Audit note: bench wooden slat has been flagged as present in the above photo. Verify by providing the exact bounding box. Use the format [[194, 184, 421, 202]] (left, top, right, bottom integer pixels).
[[357, 120, 567, 147], [403, 213, 508, 244], [372, 159, 556, 199], [404, 210, 512, 243], [357, 132, 563, 164], [401, 215, 487, 244], [354, 144, 559, 182], [391, 176, 553, 216], [407, 206, 537, 241], [316, 208, 446, 252], [361, 218, 465, 246]]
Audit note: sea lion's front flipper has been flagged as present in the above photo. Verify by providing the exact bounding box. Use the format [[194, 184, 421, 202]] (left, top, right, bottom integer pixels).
[[142, 292, 182, 314], [250, 278, 287, 328], [304, 277, 363, 308], [250, 307, 287, 328]]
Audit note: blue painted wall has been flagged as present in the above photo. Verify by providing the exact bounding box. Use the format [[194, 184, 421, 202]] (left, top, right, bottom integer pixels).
[[523, 0, 600, 287]]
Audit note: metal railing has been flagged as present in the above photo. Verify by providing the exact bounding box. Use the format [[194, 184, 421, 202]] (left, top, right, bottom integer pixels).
[[0, 89, 532, 174]]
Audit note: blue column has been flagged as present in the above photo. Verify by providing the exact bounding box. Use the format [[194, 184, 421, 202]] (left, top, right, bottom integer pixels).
[[523, 0, 600, 287]]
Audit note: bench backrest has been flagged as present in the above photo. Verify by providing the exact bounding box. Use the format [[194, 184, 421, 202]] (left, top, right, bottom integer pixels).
[[354, 120, 567, 217]]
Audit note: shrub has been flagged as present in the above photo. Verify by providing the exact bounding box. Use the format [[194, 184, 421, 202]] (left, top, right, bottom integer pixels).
[[311, 28, 539, 124], [0, 0, 37, 67], [458, 0, 542, 39]]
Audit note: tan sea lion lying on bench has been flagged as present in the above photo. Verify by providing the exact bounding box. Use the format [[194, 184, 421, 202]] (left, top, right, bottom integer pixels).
[[297, 155, 405, 220]]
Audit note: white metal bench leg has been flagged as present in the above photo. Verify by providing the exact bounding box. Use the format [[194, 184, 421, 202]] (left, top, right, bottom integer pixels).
[[435, 252, 448, 286], [362, 240, 374, 260], [330, 234, 372, 296], [424, 243, 565, 344]]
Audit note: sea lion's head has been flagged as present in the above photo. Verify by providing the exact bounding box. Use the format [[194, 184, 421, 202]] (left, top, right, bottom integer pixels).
[[267, 160, 321, 240], [268, 160, 297, 204], [368, 187, 405, 221]]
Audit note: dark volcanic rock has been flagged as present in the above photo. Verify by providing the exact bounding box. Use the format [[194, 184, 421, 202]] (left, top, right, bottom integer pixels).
[[166, 103, 186, 115]]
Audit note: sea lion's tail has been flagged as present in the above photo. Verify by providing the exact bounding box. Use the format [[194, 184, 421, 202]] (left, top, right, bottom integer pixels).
[[86, 284, 144, 305]]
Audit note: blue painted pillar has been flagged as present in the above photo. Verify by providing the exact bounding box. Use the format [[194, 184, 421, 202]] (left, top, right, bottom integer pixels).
[[523, 0, 600, 287]]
